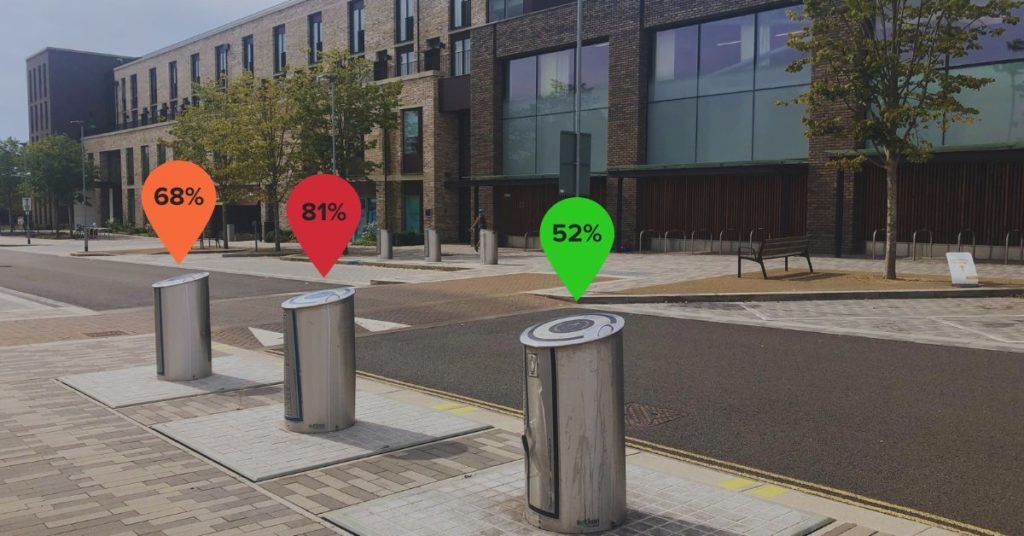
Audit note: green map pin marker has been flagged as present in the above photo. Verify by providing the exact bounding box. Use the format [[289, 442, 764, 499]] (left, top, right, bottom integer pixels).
[[541, 197, 615, 301]]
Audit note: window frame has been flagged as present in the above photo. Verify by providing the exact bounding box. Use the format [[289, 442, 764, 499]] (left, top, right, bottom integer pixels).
[[129, 74, 138, 110], [397, 45, 417, 76], [148, 68, 158, 105], [215, 44, 229, 84], [349, 1, 365, 53], [401, 108, 424, 174], [273, 25, 287, 74], [395, 0, 414, 43], [452, 0, 471, 29], [190, 53, 201, 85], [242, 36, 255, 72], [452, 34, 471, 76], [169, 61, 178, 99], [308, 12, 323, 64]]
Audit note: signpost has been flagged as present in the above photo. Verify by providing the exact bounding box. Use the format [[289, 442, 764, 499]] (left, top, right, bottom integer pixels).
[[21, 197, 31, 245], [946, 252, 980, 287]]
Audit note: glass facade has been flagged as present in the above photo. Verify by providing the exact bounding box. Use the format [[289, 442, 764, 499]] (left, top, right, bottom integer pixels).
[[648, 5, 809, 164], [502, 43, 609, 175]]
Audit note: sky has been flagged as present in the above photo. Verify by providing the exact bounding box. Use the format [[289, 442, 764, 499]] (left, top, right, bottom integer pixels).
[[0, 0, 286, 141]]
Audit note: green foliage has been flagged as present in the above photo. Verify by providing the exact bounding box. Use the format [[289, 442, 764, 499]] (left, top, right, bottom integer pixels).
[[789, 0, 1023, 167], [264, 229, 295, 243], [20, 134, 82, 205], [0, 138, 24, 225]]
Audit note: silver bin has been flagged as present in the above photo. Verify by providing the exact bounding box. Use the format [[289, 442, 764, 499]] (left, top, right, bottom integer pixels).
[[425, 229, 442, 262], [153, 272, 212, 381], [520, 314, 627, 533], [480, 229, 498, 265], [281, 288, 357, 433]]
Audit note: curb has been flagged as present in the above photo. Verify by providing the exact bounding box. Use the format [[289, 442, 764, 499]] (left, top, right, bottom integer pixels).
[[280, 254, 469, 272], [545, 287, 1024, 304]]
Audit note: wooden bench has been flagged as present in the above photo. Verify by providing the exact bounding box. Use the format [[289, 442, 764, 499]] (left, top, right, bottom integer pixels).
[[738, 235, 813, 279]]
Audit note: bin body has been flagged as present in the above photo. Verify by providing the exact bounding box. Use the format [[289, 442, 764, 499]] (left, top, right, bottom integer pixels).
[[378, 229, 393, 260], [153, 273, 212, 381], [426, 229, 441, 262], [520, 314, 626, 533], [282, 288, 356, 433], [481, 229, 498, 265]]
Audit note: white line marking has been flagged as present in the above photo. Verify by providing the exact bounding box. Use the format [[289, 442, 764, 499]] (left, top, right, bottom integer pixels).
[[248, 317, 411, 347], [354, 317, 410, 332], [248, 327, 284, 347]]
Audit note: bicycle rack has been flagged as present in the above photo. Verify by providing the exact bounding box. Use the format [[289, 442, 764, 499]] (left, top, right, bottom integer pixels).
[[1006, 230, 1023, 264], [747, 228, 770, 252], [870, 228, 885, 260], [638, 229, 656, 254], [522, 230, 540, 251], [689, 229, 711, 253], [717, 228, 738, 255], [956, 229, 977, 258], [911, 229, 933, 261], [663, 229, 687, 253]]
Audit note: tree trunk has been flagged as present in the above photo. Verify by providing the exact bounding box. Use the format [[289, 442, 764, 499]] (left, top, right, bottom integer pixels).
[[883, 157, 899, 280], [221, 204, 229, 249], [271, 181, 281, 252]]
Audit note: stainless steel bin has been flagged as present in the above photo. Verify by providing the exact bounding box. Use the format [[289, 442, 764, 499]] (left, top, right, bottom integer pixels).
[[153, 272, 212, 381], [378, 229, 393, 260], [480, 229, 498, 265], [425, 229, 441, 262], [281, 288, 357, 433], [520, 314, 626, 533]]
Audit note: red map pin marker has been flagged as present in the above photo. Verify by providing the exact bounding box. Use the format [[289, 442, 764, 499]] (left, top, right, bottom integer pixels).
[[286, 174, 362, 277]]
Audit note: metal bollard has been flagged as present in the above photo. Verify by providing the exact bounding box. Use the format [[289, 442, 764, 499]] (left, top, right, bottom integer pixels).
[[480, 229, 498, 265], [281, 288, 356, 434], [378, 228, 393, 260], [520, 314, 626, 533], [425, 229, 442, 262], [153, 273, 212, 381]]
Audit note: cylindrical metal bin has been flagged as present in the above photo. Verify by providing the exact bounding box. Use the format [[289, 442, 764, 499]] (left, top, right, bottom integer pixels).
[[480, 229, 498, 265], [425, 229, 441, 262], [378, 229, 393, 260], [520, 314, 626, 533], [153, 272, 212, 381], [281, 288, 357, 433]]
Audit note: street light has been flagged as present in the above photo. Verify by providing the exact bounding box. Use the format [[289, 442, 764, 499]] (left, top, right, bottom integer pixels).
[[70, 120, 88, 252], [316, 74, 339, 176], [574, 0, 583, 197]]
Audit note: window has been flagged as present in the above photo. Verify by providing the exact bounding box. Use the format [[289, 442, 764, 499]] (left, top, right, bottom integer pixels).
[[141, 145, 150, 180], [42, 66, 47, 97], [125, 148, 135, 186], [242, 36, 254, 72], [149, 68, 158, 105], [169, 61, 178, 99], [402, 108, 423, 174], [396, 0, 414, 43], [113, 80, 120, 117], [216, 44, 229, 84], [43, 103, 48, 129], [129, 74, 138, 110], [397, 46, 417, 76], [120, 77, 127, 113], [647, 6, 810, 164], [489, 0, 523, 22], [452, 0, 470, 29], [191, 53, 201, 84], [157, 144, 167, 165], [308, 12, 323, 64], [274, 25, 287, 74], [349, 1, 365, 53], [28, 69, 35, 102], [453, 35, 471, 76], [502, 43, 609, 175]]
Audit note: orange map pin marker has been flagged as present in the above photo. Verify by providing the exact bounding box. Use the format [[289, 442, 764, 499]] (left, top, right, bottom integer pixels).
[[142, 161, 217, 263]]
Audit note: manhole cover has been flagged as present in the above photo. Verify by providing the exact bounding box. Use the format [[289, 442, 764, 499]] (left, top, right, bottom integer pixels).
[[624, 402, 682, 428], [84, 330, 129, 338]]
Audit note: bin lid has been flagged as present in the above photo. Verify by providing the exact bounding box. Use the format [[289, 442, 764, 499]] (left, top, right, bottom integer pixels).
[[152, 272, 210, 289], [282, 288, 355, 310], [520, 313, 624, 348]]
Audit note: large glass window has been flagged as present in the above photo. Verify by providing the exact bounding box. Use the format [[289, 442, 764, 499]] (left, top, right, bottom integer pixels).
[[242, 36, 254, 72], [191, 53, 201, 84], [402, 108, 423, 174], [350, 1, 365, 53], [950, 6, 1024, 67], [149, 68, 157, 105], [125, 148, 135, 186], [452, 0, 471, 29], [396, 0, 414, 43], [169, 61, 178, 99], [489, 0, 523, 22], [215, 45, 228, 84], [273, 25, 287, 74], [308, 12, 323, 64], [141, 145, 150, 180], [502, 43, 609, 175], [648, 5, 809, 164], [130, 74, 138, 110], [453, 35, 471, 76], [397, 46, 417, 76]]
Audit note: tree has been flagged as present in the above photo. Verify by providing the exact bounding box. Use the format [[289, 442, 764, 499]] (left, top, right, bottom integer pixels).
[[20, 134, 83, 233], [789, 0, 1022, 279], [0, 138, 24, 232]]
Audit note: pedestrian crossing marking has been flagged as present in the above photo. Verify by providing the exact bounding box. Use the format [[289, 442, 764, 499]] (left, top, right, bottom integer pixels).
[[718, 477, 758, 490], [751, 485, 788, 498]]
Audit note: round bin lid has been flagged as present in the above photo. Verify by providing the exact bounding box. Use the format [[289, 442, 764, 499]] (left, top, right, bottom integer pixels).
[[520, 313, 624, 348], [152, 272, 210, 289], [282, 288, 355, 310]]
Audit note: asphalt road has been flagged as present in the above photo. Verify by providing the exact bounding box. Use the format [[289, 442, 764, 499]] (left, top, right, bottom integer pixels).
[[357, 310, 1024, 534], [0, 249, 330, 309]]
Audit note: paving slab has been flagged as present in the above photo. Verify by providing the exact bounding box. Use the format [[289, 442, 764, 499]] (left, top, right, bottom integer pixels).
[[153, 394, 490, 481], [59, 352, 282, 407], [324, 462, 832, 536]]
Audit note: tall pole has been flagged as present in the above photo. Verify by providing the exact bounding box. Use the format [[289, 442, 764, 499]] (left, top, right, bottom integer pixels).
[[330, 79, 338, 176], [574, 0, 583, 197], [71, 120, 88, 252]]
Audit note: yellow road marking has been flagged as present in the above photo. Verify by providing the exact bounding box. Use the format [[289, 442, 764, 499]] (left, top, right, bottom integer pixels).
[[450, 407, 477, 415], [432, 402, 464, 410], [751, 485, 788, 498], [355, 371, 1000, 536], [719, 477, 758, 490]]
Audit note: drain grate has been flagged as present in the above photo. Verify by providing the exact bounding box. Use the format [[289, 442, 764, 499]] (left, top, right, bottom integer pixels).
[[84, 330, 130, 338], [624, 402, 683, 428]]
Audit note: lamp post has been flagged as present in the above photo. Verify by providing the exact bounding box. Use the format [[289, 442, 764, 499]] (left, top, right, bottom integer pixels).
[[574, 0, 583, 198], [316, 74, 339, 176], [70, 120, 88, 252]]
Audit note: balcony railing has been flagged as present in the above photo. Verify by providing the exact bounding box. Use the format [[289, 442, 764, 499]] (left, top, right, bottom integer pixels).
[[115, 98, 193, 131], [373, 50, 467, 81]]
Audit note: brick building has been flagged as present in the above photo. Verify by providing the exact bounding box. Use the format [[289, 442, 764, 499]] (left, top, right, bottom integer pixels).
[[29, 1, 1024, 257]]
